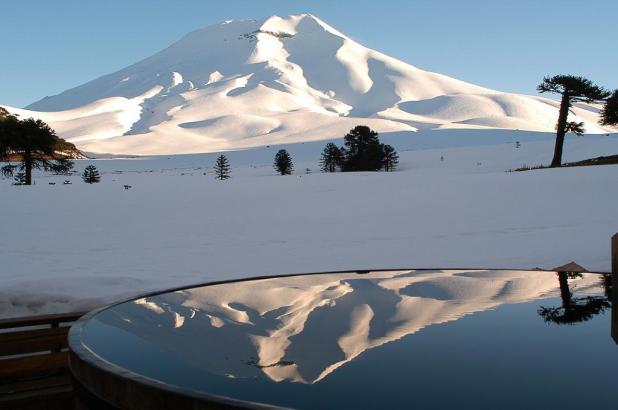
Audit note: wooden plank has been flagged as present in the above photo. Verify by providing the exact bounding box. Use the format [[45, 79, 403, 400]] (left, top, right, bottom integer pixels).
[[0, 387, 74, 410], [0, 327, 69, 356], [0, 312, 80, 410], [0, 374, 71, 396], [0, 351, 69, 383], [0, 312, 85, 330]]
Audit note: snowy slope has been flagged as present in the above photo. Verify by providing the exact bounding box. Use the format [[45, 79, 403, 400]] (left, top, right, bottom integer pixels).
[[3, 13, 615, 155], [1, 133, 617, 318]]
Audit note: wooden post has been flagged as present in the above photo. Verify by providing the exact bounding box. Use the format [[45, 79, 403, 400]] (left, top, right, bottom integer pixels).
[[612, 233, 618, 344]]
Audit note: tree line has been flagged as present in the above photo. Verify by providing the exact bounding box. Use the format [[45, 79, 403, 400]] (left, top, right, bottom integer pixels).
[[217, 125, 400, 178], [2, 73, 617, 185], [319, 126, 398, 173], [273, 125, 400, 176], [1, 107, 399, 185]]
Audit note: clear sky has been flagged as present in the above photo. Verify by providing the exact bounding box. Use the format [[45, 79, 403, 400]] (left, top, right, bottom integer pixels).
[[1, 0, 616, 108]]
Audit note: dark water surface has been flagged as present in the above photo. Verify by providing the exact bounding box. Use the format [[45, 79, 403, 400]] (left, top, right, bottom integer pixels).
[[78, 269, 617, 409]]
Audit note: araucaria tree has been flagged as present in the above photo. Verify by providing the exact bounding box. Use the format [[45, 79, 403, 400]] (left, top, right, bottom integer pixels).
[[82, 165, 101, 184], [382, 144, 399, 172], [214, 154, 231, 180], [274, 149, 293, 175], [0, 115, 78, 185], [537, 75, 609, 167], [320, 142, 343, 172]]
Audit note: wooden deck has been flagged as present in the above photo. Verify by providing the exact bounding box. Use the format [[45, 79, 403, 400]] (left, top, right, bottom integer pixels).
[[0, 311, 86, 410]]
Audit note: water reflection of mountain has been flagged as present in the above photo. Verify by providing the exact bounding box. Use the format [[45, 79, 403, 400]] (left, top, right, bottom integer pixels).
[[96, 270, 604, 384]]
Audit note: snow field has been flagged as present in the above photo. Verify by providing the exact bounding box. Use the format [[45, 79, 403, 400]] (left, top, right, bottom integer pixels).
[[1, 132, 616, 318]]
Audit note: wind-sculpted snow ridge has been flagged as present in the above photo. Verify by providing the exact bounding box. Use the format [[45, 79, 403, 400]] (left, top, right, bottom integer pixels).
[[3, 13, 614, 155], [97, 270, 602, 384]]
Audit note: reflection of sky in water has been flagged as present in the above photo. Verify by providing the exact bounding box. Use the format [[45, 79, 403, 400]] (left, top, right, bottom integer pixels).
[[81, 270, 617, 409]]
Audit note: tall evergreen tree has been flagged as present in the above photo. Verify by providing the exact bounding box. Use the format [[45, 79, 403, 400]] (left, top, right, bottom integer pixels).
[[274, 149, 293, 175], [0, 109, 17, 173], [537, 75, 609, 167], [320, 142, 343, 172], [382, 144, 399, 172], [0, 117, 78, 185], [214, 154, 231, 180], [82, 165, 101, 184], [601, 90, 618, 126], [340, 126, 384, 171]]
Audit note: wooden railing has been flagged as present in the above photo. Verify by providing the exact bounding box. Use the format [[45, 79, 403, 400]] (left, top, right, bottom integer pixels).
[[0, 311, 86, 410]]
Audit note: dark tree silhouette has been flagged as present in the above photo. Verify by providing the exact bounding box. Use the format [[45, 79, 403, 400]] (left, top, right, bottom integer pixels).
[[601, 90, 618, 126], [337, 126, 400, 172], [320, 143, 343, 172], [537, 75, 609, 167], [538, 272, 611, 325], [382, 144, 399, 172], [82, 165, 101, 184], [214, 154, 231, 180], [340, 126, 384, 171], [274, 149, 293, 175], [1, 117, 78, 185]]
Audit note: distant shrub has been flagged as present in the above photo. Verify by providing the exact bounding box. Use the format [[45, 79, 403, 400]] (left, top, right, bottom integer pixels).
[[507, 164, 547, 172]]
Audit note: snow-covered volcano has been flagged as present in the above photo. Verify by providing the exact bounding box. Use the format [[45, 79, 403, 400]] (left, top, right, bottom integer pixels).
[[3, 14, 613, 155]]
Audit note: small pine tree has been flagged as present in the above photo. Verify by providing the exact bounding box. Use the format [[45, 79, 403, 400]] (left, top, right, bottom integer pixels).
[[274, 149, 293, 175], [382, 144, 399, 172], [320, 143, 343, 172], [214, 155, 231, 180], [82, 165, 101, 184]]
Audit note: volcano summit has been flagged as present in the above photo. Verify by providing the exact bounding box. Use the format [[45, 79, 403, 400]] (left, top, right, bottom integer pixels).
[[3, 14, 612, 155]]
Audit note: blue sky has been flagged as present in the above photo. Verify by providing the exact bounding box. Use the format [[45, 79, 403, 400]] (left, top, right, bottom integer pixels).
[[1, 0, 616, 108]]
